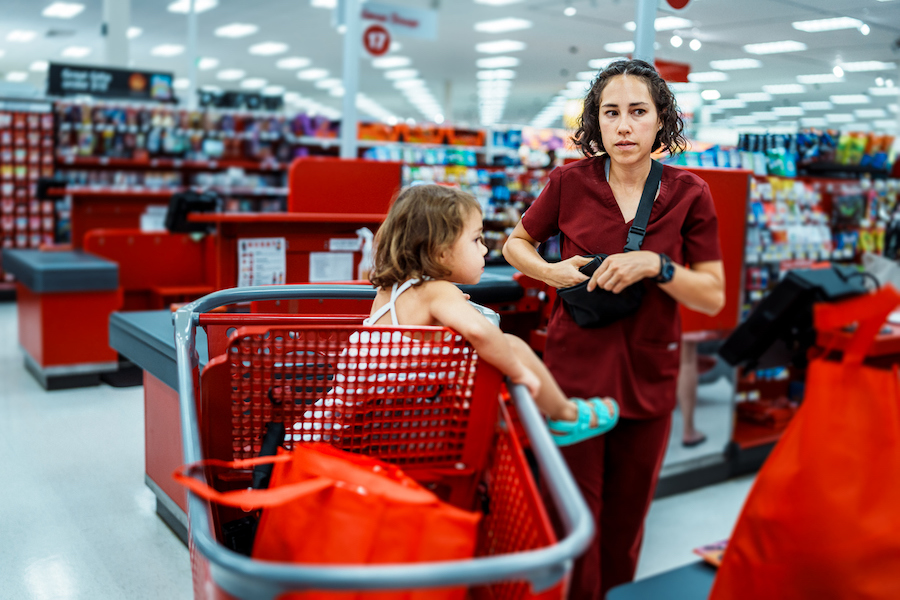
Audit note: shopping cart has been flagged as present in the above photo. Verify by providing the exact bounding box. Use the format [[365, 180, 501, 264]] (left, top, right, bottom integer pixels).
[[173, 285, 594, 600]]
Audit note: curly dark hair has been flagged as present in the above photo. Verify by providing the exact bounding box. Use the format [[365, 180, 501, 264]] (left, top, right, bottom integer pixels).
[[571, 59, 687, 158], [369, 184, 482, 289]]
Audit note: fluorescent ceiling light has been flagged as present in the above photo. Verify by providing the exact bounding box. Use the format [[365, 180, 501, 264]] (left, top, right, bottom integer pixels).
[[773, 106, 804, 116], [762, 83, 806, 94], [215, 23, 258, 38], [624, 16, 692, 32], [151, 44, 184, 57], [477, 56, 519, 69], [240, 78, 267, 90], [5, 71, 28, 82], [168, 0, 217, 13], [800, 101, 833, 110], [371, 56, 411, 69], [736, 92, 772, 102], [604, 41, 635, 54], [730, 116, 758, 124], [198, 57, 219, 70], [30, 61, 49, 72], [701, 90, 721, 101], [6, 30, 37, 42], [874, 121, 897, 130], [384, 69, 418, 80], [477, 69, 516, 80], [688, 71, 728, 83], [797, 73, 843, 84], [670, 82, 700, 92], [216, 69, 246, 81], [311, 0, 336, 8], [709, 58, 763, 70], [715, 99, 747, 109], [792, 17, 863, 32], [576, 71, 597, 81], [328, 87, 344, 97], [826, 113, 854, 122], [127, 27, 142, 39], [743, 40, 807, 55], [588, 57, 627, 70], [475, 40, 526, 54], [801, 117, 828, 127], [61, 46, 91, 58], [173, 78, 190, 90], [249, 42, 288, 56], [855, 108, 887, 118], [262, 85, 285, 96], [277, 57, 312, 69], [297, 68, 329, 80], [474, 18, 532, 33], [42, 2, 85, 18], [830, 94, 870, 104], [869, 87, 900, 96], [394, 79, 426, 89], [841, 61, 897, 72], [314, 78, 343, 89]]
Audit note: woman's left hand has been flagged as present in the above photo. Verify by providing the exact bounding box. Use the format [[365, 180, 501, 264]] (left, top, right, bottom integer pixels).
[[587, 251, 658, 293]]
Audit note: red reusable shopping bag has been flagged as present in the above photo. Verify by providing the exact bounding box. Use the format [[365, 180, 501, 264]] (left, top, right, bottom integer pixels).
[[710, 287, 900, 600], [175, 443, 481, 600]]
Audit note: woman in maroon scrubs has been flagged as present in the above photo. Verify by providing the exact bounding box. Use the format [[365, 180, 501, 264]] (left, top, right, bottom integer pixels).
[[503, 59, 725, 599]]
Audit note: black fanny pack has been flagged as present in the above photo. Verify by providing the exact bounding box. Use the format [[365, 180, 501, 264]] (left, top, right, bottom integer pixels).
[[557, 159, 663, 328]]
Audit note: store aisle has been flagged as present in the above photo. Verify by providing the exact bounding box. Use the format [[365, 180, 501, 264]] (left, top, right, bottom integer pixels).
[[0, 299, 753, 599]]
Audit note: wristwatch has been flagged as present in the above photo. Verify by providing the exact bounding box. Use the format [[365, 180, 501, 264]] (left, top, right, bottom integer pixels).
[[655, 253, 675, 283]]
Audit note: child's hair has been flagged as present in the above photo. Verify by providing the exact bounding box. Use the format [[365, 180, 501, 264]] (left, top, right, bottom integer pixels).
[[370, 184, 482, 289]]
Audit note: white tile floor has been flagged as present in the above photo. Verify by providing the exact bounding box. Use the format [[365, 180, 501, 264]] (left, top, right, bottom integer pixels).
[[0, 300, 755, 599]]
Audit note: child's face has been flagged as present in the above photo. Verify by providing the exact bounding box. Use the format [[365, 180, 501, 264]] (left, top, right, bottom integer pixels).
[[440, 208, 487, 285]]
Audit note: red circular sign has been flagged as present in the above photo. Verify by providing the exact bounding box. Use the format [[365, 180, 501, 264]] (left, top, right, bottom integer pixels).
[[363, 24, 391, 56], [666, 0, 691, 8]]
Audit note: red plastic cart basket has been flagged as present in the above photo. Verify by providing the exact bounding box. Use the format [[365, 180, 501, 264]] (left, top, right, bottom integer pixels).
[[173, 285, 594, 600]]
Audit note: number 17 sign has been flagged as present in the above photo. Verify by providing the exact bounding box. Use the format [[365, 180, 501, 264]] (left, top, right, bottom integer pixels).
[[363, 24, 391, 56]]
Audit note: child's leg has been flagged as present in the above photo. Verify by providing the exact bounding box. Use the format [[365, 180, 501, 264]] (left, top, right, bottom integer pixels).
[[504, 334, 614, 425]]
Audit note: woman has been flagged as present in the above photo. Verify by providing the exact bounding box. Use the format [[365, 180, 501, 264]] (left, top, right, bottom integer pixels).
[[502, 59, 725, 599]]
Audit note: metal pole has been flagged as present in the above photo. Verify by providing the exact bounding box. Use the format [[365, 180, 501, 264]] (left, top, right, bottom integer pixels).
[[633, 0, 657, 63], [340, 0, 361, 159], [186, 0, 199, 109], [102, 0, 130, 67]]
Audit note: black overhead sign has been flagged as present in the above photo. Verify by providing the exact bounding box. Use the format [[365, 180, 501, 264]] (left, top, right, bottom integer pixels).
[[47, 63, 175, 102]]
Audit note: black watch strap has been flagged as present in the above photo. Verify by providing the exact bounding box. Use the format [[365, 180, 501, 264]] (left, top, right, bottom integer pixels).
[[655, 253, 674, 283]]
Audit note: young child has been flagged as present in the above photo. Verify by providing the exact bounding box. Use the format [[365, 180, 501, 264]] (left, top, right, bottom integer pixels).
[[365, 184, 618, 446]]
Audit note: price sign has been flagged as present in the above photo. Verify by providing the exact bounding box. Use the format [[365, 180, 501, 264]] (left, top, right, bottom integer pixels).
[[363, 24, 391, 56]]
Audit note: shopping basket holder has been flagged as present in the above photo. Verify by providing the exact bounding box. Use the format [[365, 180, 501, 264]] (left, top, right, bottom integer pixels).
[[174, 285, 594, 600]]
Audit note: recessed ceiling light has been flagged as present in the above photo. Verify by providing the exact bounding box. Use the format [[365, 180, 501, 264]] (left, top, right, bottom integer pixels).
[[198, 57, 219, 70], [151, 44, 184, 57], [5, 71, 29, 82], [6, 30, 37, 42], [127, 27, 142, 39], [797, 73, 843, 84], [736, 92, 773, 102], [216, 69, 246, 81], [670, 35, 683, 48], [168, 0, 217, 13], [297, 68, 329, 80], [604, 41, 635, 53], [688, 71, 728, 83], [371, 56, 411, 69], [709, 58, 763, 70], [475, 40, 526, 54], [310, 0, 336, 8], [624, 16, 692, 31], [700, 90, 721, 101], [830, 94, 870, 104], [833, 66, 844, 78], [30, 61, 49, 72], [564, 6, 576, 16], [384, 69, 419, 80], [477, 69, 516, 80], [715, 99, 747, 109], [689, 39, 702, 51], [869, 87, 900, 96], [825, 113, 854, 123], [61, 46, 91, 58], [773, 106, 804, 116], [241, 78, 267, 90], [249, 42, 288, 56], [42, 2, 85, 19], [855, 108, 887, 118], [792, 17, 863, 32], [743, 40, 807, 55], [476, 56, 519, 69], [215, 23, 259, 38], [276, 57, 312, 69], [314, 78, 343, 89], [841, 61, 897, 72], [588, 57, 627, 70], [799, 101, 833, 110], [474, 18, 532, 34], [173, 78, 190, 90], [762, 83, 806, 94], [859, 24, 870, 35]]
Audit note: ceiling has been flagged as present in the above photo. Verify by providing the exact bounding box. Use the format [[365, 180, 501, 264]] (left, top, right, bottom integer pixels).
[[0, 0, 898, 141]]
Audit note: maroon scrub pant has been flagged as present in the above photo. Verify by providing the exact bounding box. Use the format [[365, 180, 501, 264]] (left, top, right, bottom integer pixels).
[[559, 414, 672, 600]]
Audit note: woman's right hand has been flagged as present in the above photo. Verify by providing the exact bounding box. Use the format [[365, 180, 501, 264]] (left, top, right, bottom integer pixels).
[[544, 255, 594, 288], [510, 365, 541, 400]]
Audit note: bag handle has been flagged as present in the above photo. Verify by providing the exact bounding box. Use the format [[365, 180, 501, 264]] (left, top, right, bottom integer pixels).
[[623, 159, 663, 253], [814, 286, 900, 365]]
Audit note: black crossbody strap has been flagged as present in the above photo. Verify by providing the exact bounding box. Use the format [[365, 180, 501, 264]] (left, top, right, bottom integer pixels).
[[623, 159, 663, 253]]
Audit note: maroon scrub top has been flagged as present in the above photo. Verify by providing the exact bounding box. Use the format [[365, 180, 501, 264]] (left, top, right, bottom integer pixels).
[[522, 155, 722, 419]]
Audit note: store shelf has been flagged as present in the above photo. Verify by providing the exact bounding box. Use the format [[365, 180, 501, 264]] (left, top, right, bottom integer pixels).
[[358, 139, 488, 153], [55, 155, 287, 172], [46, 186, 287, 198]]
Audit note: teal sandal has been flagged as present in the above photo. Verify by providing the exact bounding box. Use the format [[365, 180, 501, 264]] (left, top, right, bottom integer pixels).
[[547, 397, 619, 447]]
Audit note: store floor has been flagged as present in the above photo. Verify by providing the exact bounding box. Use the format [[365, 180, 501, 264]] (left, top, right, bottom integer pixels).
[[0, 300, 753, 599]]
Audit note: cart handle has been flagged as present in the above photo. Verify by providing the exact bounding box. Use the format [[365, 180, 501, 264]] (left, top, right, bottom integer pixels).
[[174, 285, 594, 600]]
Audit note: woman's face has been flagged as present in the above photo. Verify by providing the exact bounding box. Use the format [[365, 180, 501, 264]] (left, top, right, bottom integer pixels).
[[597, 74, 662, 166]]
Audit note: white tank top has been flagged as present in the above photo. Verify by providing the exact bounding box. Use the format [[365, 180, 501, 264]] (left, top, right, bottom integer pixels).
[[362, 278, 420, 326]]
